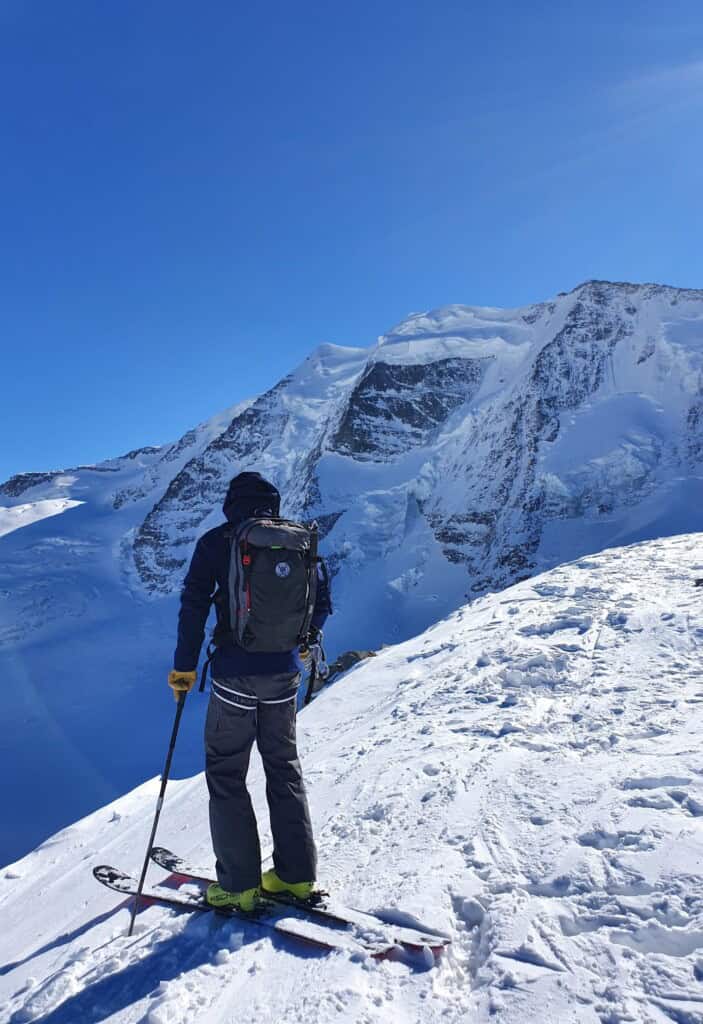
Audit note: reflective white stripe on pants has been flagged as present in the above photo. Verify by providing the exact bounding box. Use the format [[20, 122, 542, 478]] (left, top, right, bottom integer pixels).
[[212, 689, 256, 711]]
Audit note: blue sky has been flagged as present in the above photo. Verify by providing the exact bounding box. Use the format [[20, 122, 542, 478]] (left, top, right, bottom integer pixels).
[[2, 0, 703, 480]]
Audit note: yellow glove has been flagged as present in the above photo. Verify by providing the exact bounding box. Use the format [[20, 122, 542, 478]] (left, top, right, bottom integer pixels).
[[168, 669, 197, 702]]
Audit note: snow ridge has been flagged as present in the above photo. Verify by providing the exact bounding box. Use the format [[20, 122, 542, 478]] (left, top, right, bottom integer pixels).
[[1, 534, 702, 1023]]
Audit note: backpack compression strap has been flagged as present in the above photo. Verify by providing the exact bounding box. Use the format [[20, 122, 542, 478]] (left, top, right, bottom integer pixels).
[[297, 523, 319, 644]]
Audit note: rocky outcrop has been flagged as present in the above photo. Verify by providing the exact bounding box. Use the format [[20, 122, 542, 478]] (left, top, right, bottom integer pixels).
[[424, 283, 637, 587], [130, 377, 321, 592], [330, 357, 488, 460], [0, 472, 61, 498]]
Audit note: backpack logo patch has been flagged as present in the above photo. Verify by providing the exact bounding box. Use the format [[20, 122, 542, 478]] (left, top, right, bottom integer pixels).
[[275, 561, 291, 579]]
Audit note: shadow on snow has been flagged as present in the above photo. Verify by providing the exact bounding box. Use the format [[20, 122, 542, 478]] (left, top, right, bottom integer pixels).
[[12, 907, 327, 1024]]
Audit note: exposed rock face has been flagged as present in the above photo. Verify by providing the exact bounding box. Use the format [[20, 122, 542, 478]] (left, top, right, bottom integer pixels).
[[330, 357, 488, 459], [422, 283, 638, 588], [0, 472, 61, 498], [688, 392, 703, 464], [131, 378, 308, 592]]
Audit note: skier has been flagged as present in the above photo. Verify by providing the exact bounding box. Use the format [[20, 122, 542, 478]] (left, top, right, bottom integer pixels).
[[167, 472, 332, 912]]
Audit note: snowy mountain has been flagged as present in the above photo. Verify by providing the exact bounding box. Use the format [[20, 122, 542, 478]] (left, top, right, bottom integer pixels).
[[2, 279, 703, 865], [2, 534, 702, 1024]]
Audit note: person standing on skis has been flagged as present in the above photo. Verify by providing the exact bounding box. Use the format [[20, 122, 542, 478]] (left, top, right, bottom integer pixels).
[[167, 471, 332, 912]]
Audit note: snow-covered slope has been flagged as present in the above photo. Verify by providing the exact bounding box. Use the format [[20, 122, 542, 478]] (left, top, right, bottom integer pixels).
[[0, 500, 84, 539], [2, 534, 702, 1024], [2, 279, 703, 865]]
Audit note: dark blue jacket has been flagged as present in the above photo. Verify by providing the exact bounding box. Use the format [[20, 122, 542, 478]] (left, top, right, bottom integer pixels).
[[173, 521, 332, 678]]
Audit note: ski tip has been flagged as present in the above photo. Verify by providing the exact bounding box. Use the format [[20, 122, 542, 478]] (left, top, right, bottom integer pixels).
[[150, 846, 180, 868], [93, 864, 134, 890], [93, 864, 119, 879]]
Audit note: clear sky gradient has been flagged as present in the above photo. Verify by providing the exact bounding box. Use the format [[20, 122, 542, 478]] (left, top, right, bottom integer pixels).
[[2, 0, 703, 481]]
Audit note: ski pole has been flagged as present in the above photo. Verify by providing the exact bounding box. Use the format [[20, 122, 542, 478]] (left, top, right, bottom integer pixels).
[[128, 691, 187, 936]]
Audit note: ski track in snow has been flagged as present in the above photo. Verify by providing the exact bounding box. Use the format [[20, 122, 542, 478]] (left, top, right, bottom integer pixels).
[[2, 533, 703, 1023]]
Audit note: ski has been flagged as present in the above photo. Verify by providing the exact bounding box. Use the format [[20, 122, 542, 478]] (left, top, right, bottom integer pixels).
[[149, 847, 450, 955], [93, 865, 394, 959]]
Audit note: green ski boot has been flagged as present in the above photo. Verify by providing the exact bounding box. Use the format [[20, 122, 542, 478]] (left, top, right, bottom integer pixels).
[[206, 883, 260, 913], [261, 868, 315, 901]]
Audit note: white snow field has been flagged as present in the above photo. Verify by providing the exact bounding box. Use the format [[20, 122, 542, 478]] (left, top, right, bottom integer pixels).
[[2, 532, 702, 1023], [0, 500, 84, 539]]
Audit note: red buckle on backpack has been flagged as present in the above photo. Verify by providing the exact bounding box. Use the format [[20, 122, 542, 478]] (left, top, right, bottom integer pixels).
[[242, 554, 252, 567]]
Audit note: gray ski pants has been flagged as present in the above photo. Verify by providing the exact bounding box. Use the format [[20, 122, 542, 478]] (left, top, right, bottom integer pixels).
[[204, 672, 317, 893]]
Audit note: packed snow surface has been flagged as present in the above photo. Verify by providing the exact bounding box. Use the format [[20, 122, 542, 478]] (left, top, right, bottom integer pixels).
[[2, 533, 702, 1023]]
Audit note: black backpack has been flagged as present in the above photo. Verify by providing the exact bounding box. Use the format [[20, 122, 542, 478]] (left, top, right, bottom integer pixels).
[[227, 516, 319, 652]]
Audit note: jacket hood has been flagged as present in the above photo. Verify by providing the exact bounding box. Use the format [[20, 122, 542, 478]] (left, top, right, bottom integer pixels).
[[223, 471, 281, 524]]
